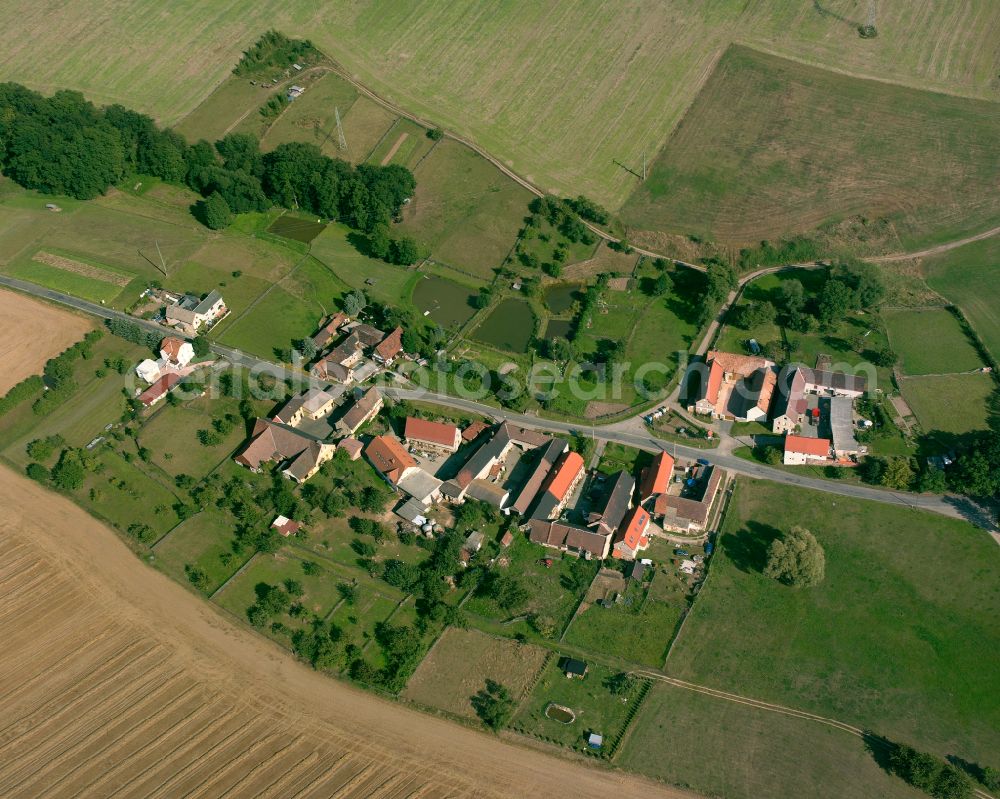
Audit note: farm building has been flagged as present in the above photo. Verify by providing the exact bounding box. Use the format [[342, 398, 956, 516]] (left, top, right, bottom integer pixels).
[[235, 419, 335, 483], [612, 506, 651, 560], [692, 350, 776, 422], [638, 451, 674, 503], [511, 438, 568, 515], [783, 435, 831, 465], [271, 515, 301, 537], [365, 434, 417, 486], [560, 657, 588, 679], [654, 464, 723, 534], [373, 326, 404, 365], [138, 372, 181, 407], [404, 416, 461, 454], [337, 387, 383, 434], [529, 450, 585, 521], [587, 470, 634, 536], [527, 519, 612, 560]]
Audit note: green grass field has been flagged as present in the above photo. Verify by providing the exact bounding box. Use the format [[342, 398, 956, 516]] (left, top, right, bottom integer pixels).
[[620, 682, 921, 799], [924, 236, 1000, 363], [366, 118, 435, 169], [152, 510, 250, 595], [900, 374, 996, 437], [511, 658, 645, 751], [174, 74, 281, 143], [623, 45, 1000, 248], [8, 1, 998, 211], [884, 309, 985, 376], [310, 224, 416, 305], [666, 480, 1000, 765], [259, 71, 359, 154], [397, 139, 531, 279]]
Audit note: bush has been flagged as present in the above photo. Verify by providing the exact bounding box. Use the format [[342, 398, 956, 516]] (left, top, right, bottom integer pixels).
[[427, 127, 444, 141], [196, 191, 233, 230]]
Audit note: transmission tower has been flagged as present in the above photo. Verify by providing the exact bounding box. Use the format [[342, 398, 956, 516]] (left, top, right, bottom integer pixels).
[[334, 106, 347, 151]]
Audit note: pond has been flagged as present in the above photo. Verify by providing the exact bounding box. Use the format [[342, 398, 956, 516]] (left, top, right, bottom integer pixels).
[[544, 282, 584, 314], [472, 298, 535, 353], [267, 215, 327, 243], [544, 703, 576, 724], [412, 276, 478, 328], [544, 318, 573, 340]]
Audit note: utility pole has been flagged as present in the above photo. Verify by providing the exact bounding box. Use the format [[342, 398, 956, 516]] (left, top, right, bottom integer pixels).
[[335, 106, 347, 151], [153, 240, 167, 276]]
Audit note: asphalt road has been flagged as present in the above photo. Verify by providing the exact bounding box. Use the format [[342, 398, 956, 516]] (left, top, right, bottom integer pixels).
[[2, 273, 994, 532]]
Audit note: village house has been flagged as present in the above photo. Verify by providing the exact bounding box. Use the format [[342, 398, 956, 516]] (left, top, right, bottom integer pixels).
[[350, 322, 386, 349], [444, 422, 555, 502], [528, 519, 612, 559], [510, 438, 568, 516], [464, 479, 510, 509], [336, 387, 383, 435], [234, 419, 335, 483], [530, 450, 585, 521], [364, 434, 417, 486], [784, 435, 832, 465], [398, 467, 444, 505], [272, 387, 337, 427], [587, 470, 634, 537], [462, 420, 488, 443], [337, 437, 363, 460], [404, 416, 461, 454], [159, 337, 194, 368], [138, 372, 181, 407], [312, 332, 363, 383], [612, 505, 651, 560], [373, 326, 404, 365], [692, 350, 777, 422], [829, 395, 862, 458], [164, 290, 226, 334], [654, 464, 723, 534], [311, 312, 349, 351], [271, 515, 301, 537], [638, 451, 674, 504], [771, 366, 868, 434], [135, 358, 161, 385]]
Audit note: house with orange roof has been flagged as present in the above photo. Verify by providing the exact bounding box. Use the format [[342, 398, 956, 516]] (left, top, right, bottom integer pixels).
[[783, 435, 832, 465], [159, 337, 194, 367], [373, 326, 404, 365], [530, 450, 585, 521], [364, 435, 417, 485], [612, 506, 651, 560], [638, 451, 674, 503], [404, 416, 461, 454], [692, 350, 777, 422]]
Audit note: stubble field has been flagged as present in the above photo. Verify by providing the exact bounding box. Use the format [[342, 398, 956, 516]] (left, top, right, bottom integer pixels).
[[0, 469, 692, 799], [0, 289, 93, 394], [2, 1, 998, 209]]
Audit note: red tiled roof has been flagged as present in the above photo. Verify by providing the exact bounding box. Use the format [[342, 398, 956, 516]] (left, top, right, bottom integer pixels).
[[365, 435, 416, 484], [160, 337, 186, 361], [337, 437, 363, 459], [640, 452, 674, 498], [784, 435, 831, 457], [618, 506, 650, 552], [542, 451, 584, 502], [705, 360, 724, 405], [462, 420, 488, 442], [405, 416, 459, 448], [374, 326, 403, 361], [138, 372, 181, 406]]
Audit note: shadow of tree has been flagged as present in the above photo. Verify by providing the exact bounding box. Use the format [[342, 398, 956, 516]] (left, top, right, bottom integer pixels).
[[720, 520, 781, 574], [946, 754, 989, 784], [861, 730, 896, 773]]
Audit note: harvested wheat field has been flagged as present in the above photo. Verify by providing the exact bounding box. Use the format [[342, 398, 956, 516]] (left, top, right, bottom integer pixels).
[[0, 469, 695, 799], [0, 289, 92, 394]]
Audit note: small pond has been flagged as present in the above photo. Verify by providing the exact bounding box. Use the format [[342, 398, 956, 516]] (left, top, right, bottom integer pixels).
[[544, 282, 583, 314], [412, 276, 478, 328], [267, 215, 327, 243], [544, 318, 573, 340], [544, 703, 576, 724], [472, 298, 535, 353]]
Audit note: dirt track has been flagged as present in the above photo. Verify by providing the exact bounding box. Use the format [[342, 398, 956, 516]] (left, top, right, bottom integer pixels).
[[0, 289, 92, 395], [0, 468, 697, 799]]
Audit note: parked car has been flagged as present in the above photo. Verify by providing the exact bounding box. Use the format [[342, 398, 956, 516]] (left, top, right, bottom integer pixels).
[[697, 458, 710, 466], [674, 549, 690, 557]]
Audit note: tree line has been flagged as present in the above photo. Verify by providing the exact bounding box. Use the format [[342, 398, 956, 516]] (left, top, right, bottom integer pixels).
[[0, 83, 419, 263]]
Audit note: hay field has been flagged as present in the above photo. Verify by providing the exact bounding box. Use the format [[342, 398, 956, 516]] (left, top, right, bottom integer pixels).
[[3, 2, 998, 209], [923, 236, 1000, 361], [623, 46, 1000, 248], [0, 289, 93, 395], [0, 469, 689, 799]]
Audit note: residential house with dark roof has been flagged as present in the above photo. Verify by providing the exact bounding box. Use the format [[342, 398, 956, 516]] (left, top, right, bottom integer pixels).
[[528, 519, 612, 559], [336, 387, 383, 434], [654, 464, 723, 533], [234, 419, 334, 483], [351, 323, 386, 349], [465, 479, 510, 509], [165, 290, 226, 334], [511, 438, 567, 515], [311, 313, 348, 350], [404, 416, 461, 454], [272, 387, 337, 427], [587, 470, 634, 536]]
